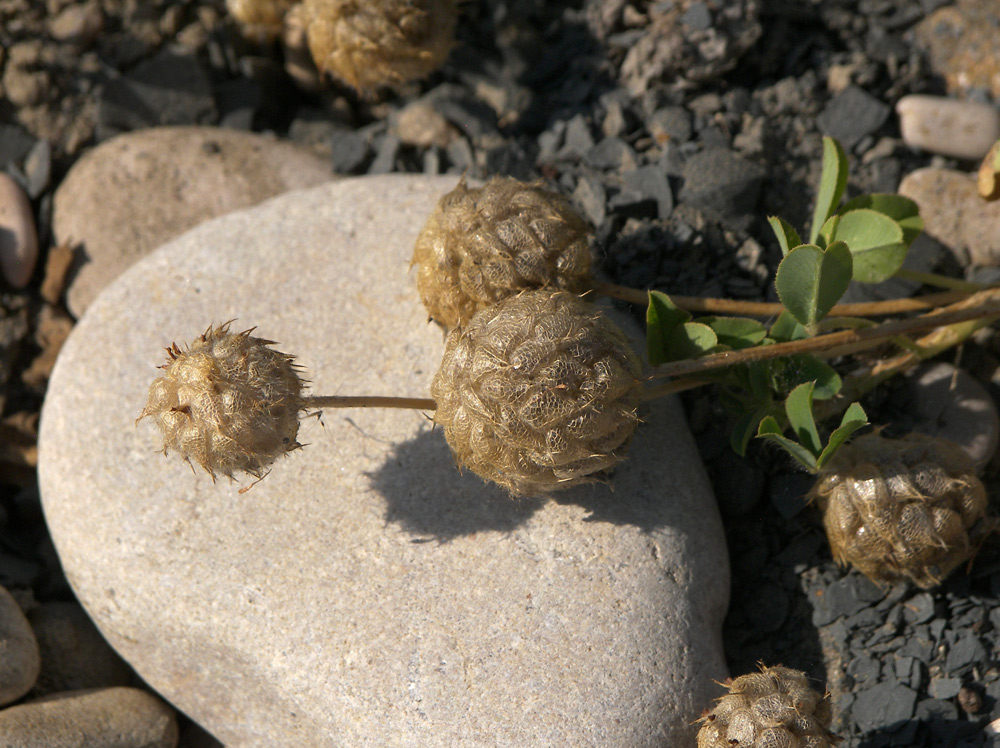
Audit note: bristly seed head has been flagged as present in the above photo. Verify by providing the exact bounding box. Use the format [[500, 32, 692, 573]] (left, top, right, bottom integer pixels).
[[138, 322, 306, 481], [431, 289, 642, 497], [412, 176, 593, 330]]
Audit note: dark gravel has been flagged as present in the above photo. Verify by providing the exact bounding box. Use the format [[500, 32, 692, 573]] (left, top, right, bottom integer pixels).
[[2, 1, 1000, 746]]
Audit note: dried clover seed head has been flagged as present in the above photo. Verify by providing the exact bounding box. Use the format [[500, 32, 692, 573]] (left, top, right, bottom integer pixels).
[[138, 323, 305, 480], [227, 0, 295, 37], [431, 289, 642, 497], [809, 432, 990, 589], [697, 664, 836, 748], [412, 176, 593, 330], [302, 0, 459, 92]]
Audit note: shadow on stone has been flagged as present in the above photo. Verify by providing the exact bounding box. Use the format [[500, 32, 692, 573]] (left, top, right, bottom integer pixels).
[[366, 425, 544, 542], [368, 403, 695, 541]]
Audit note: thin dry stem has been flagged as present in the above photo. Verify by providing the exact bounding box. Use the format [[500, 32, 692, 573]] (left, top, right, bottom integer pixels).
[[651, 288, 1000, 380], [305, 395, 436, 410], [591, 279, 971, 317]]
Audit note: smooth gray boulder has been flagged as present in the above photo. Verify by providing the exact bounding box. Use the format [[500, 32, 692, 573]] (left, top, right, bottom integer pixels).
[[39, 174, 729, 747]]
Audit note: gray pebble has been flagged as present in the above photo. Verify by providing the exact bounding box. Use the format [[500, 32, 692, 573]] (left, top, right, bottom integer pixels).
[[330, 127, 373, 173], [946, 633, 987, 674], [367, 134, 401, 175], [573, 174, 607, 227], [623, 165, 673, 219], [0, 584, 40, 706], [28, 602, 133, 697], [851, 681, 918, 732], [679, 148, 766, 229], [928, 675, 963, 699], [0, 687, 178, 748], [584, 136, 638, 171], [560, 114, 595, 157], [903, 593, 936, 625], [23, 139, 50, 199], [817, 85, 891, 150], [647, 105, 693, 144], [0, 172, 38, 288]]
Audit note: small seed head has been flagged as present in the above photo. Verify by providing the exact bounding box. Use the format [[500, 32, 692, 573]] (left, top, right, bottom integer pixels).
[[138, 323, 305, 480], [431, 290, 642, 497], [226, 0, 295, 38], [697, 664, 836, 748], [808, 432, 991, 588], [303, 0, 459, 92], [412, 176, 593, 330]]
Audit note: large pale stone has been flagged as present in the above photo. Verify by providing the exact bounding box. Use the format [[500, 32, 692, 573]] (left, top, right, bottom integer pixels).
[[52, 126, 333, 317], [39, 175, 729, 747]]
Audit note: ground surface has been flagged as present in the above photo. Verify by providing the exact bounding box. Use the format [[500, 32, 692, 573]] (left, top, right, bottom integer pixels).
[[2, 1, 1000, 746]]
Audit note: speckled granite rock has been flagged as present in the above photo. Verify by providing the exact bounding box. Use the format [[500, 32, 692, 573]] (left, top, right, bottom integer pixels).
[[52, 126, 333, 317], [38, 175, 729, 748]]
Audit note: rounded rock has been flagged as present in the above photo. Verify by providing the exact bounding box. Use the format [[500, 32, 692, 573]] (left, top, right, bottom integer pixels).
[[0, 687, 178, 748], [898, 167, 1000, 266], [0, 584, 40, 705], [897, 95, 1000, 161], [52, 126, 333, 317], [888, 362, 999, 470], [0, 173, 39, 289], [28, 602, 133, 697], [39, 175, 729, 748]]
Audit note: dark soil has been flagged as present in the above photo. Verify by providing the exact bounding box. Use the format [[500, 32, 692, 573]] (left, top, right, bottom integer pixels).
[[2, 1, 1000, 746]]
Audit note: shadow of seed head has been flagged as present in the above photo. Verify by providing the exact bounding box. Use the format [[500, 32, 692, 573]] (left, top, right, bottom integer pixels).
[[303, 0, 460, 93], [138, 322, 305, 481], [697, 664, 837, 748], [808, 432, 991, 589], [412, 176, 593, 330], [431, 289, 642, 497]]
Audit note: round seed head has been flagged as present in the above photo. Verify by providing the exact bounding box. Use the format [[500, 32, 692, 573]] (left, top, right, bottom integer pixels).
[[431, 290, 641, 497], [808, 432, 991, 588], [413, 176, 593, 330], [302, 0, 459, 93], [226, 0, 295, 38], [138, 322, 305, 480], [697, 664, 836, 748]]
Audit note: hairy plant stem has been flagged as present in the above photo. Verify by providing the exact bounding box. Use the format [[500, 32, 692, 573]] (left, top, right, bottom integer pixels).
[[651, 288, 1000, 380], [590, 279, 971, 317]]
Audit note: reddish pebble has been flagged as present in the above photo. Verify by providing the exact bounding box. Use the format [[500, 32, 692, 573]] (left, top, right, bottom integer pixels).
[[0, 173, 38, 288]]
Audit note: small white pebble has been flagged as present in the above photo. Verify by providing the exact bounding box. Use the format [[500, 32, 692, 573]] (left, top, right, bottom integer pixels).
[[897, 94, 1000, 161], [0, 173, 38, 288]]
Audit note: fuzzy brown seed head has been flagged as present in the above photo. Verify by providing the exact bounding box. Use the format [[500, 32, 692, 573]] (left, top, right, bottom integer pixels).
[[808, 432, 990, 589], [431, 289, 642, 497], [412, 176, 593, 330], [138, 323, 305, 480], [302, 0, 459, 93], [226, 0, 296, 38], [697, 664, 836, 748]]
